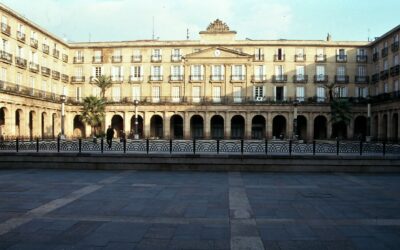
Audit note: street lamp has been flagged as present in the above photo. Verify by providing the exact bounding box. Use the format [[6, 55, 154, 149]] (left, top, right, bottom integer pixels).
[[293, 100, 299, 140], [60, 94, 66, 139], [366, 96, 371, 142], [134, 99, 139, 139]]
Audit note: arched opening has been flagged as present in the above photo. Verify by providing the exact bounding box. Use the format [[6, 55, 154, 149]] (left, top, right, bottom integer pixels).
[[251, 115, 265, 139], [382, 114, 388, 140], [332, 121, 347, 139], [231, 115, 245, 139], [190, 115, 204, 139], [73, 115, 86, 138], [170, 115, 183, 139], [210, 115, 224, 139], [314, 115, 327, 140], [297, 115, 307, 140], [52, 113, 56, 139], [150, 115, 163, 138], [15, 109, 23, 138], [373, 115, 379, 139], [393, 113, 399, 142], [0, 107, 6, 139], [272, 115, 286, 139], [41, 112, 47, 138], [354, 116, 367, 140], [130, 115, 143, 139], [29, 111, 35, 140], [111, 115, 123, 138]]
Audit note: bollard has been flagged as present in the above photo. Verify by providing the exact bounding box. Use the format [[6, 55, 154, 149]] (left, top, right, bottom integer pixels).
[[289, 140, 292, 156], [336, 138, 340, 156], [57, 137, 60, 152], [36, 137, 39, 152], [78, 138, 82, 153], [217, 139, 220, 154], [383, 141, 386, 156], [193, 139, 196, 155], [146, 139, 149, 154], [101, 138, 104, 153], [123, 138, 126, 153], [313, 140, 316, 155], [169, 139, 172, 154], [16, 138, 19, 152], [265, 139, 268, 155], [360, 140, 363, 156], [241, 139, 244, 155]]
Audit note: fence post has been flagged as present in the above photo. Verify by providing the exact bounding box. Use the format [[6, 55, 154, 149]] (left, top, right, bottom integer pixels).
[[383, 140, 386, 156], [289, 139, 292, 156], [78, 138, 82, 153], [16, 138, 19, 152], [169, 139, 172, 154], [36, 137, 39, 152], [336, 138, 340, 156], [146, 139, 149, 154], [193, 139, 196, 155], [101, 138, 104, 154], [313, 140, 316, 155], [57, 137, 60, 152], [241, 139, 244, 155], [217, 139, 219, 154], [123, 138, 126, 153], [360, 140, 363, 156], [265, 139, 268, 155]]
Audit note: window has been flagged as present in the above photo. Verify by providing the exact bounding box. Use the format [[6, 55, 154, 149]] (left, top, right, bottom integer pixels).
[[394, 54, 399, 65], [212, 86, 221, 103], [75, 67, 83, 77], [276, 48, 284, 60], [357, 66, 366, 76], [295, 48, 305, 61], [355, 87, 368, 98], [92, 86, 100, 97], [191, 65, 203, 80], [316, 65, 325, 81], [131, 66, 143, 81], [132, 50, 141, 62], [92, 66, 102, 77], [151, 66, 162, 80], [357, 48, 366, 56], [317, 86, 325, 102], [296, 86, 305, 102], [212, 65, 223, 80], [394, 34, 399, 42], [112, 86, 121, 102], [274, 86, 286, 102], [296, 66, 305, 80], [111, 66, 123, 81], [42, 80, 47, 92], [394, 80, 399, 92], [254, 86, 264, 101], [1, 39, 9, 52], [337, 66, 346, 81], [132, 85, 140, 101], [171, 86, 180, 102], [275, 65, 284, 80], [233, 86, 242, 103], [384, 83, 389, 93], [16, 72, 22, 86], [192, 86, 201, 103], [383, 60, 388, 70], [334, 86, 347, 97], [152, 49, 162, 61], [94, 50, 102, 62], [255, 48, 263, 60], [171, 49, 181, 61], [254, 65, 265, 81], [152, 86, 160, 103], [17, 46, 23, 58], [316, 48, 324, 61], [232, 65, 244, 80], [171, 65, 182, 80], [0, 67, 6, 81], [1, 15, 8, 25], [76, 86, 81, 101], [30, 76, 35, 89]]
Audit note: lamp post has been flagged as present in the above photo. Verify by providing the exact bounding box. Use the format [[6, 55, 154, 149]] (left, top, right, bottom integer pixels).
[[134, 99, 139, 139], [293, 100, 299, 140], [60, 94, 66, 139], [366, 96, 371, 142]]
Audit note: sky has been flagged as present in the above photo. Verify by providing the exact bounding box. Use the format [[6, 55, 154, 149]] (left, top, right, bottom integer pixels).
[[1, 0, 399, 43]]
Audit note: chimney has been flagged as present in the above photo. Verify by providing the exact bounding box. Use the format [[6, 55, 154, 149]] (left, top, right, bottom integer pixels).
[[326, 33, 332, 42]]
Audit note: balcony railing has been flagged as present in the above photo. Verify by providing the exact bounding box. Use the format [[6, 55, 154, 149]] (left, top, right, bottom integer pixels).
[[52, 70, 60, 80], [71, 76, 85, 83], [131, 55, 142, 62], [92, 56, 103, 63], [272, 75, 288, 83], [149, 75, 163, 81], [41, 67, 50, 77], [355, 76, 369, 84], [0, 80, 62, 103], [336, 55, 347, 62], [210, 75, 224, 82], [391, 42, 399, 52], [371, 73, 380, 84], [61, 74, 69, 83], [230, 75, 246, 82], [380, 70, 389, 80], [169, 75, 184, 82], [16, 31, 26, 43], [42, 44, 49, 54], [356, 55, 368, 63], [15, 57, 27, 69], [251, 75, 267, 83], [73, 57, 84, 64], [28, 62, 39, 73], [52, 49, 60, 59], [254, 54, 264, 61], [171, 55, 182, 62], [334, 75, 349, 84], [1, 23, 10, 36], [0, 51, 12, 64], [62, 54, 68, 63], [293, 74, 308, 83], [273, 54, 285, 62], [295, 55, 306, 62], [129, 76, 144, 83], [111, 56, 122, 63], [314, 75, 328, 83], [390, 65, 400, 77], [111, 76, 124, 83], [30, 38, 38, 49], [189, 75, 204, 82], [381, 47, 388, 58], [315, 55, 327, 62], [151, 55, 162, 62], [372, 52, 379, 62]]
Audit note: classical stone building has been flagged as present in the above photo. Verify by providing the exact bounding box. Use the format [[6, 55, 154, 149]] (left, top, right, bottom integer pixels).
[[0, 3, 399, 141]]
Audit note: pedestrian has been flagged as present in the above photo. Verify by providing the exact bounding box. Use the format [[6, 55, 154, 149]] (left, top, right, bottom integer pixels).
[[120, 130, 126, 142], [106, 125, 114, 148]]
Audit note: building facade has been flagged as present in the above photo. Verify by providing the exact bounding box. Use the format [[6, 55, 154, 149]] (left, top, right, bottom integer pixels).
[[0, 4, 399, 141]]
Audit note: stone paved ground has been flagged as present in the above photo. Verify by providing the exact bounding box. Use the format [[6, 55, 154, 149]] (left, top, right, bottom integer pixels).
[[0, 170, 399, 249]]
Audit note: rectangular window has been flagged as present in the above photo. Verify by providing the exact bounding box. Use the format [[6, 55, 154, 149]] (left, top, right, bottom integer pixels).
[[232, 65, 244, 80], [131, 66, 142, 81], [16, 72, 22, 86], [296, 86, 305, 102], [275, 65, 284, 81], [317, 86, 325, 102], [295, 48, 305, 61], [0, 67, 6, 81], [383, 60, 388, 70], [334, 86, 347, 97], [384, 83, 389, 93], [212, 86, 221, 103], [254, 65, 265, 81], [92, 86, 101, 97], [233, 86, 242, 103], [357, 66, 366, 76], [316, 65, 325, 80], [212, 65, 223, 80], [394, 80, 399, 92], [296, 66, 305, 80], [337, 66, 346, 81], [191, 65, 203, 80], [42, 80, 47, 92], [76, 67, 83, 77], [152, 66, 162, 81], [93, 66, 102, 77], [132, 85, 140, 101], [192, 86, 201, 103], [112, 86, 121, 102], [152, 86, 160, 103], [357, 48, 366, 56], [316, 48, 324, 61], [111, 66, 123, 81], [277, 48, 283, 60], [275, 86, 285, 101], [171, 86, 180, 102], [255, 48, 263, 60], [254, 86, 264, 101], [394, 55, 399, 65]]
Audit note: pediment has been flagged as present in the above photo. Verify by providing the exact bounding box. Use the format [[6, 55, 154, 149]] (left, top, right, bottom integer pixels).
[[184, 47, 252, 60]]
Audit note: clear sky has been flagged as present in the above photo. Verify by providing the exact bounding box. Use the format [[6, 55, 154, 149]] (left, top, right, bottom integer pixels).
[[2, 0, 399, 43]]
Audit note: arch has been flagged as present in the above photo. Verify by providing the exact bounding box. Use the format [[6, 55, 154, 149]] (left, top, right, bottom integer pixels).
[[210, 115, 224, 139], [382, 114, 388, 140], [373, 115, 379, 139], [393, 113, 399, 142], [231, 115, 245, 139], [0, 107, 7, 139], [15, 109, 23, 138], [150, 115, 163, 138], [29, 110, 36, 140], [41, 112, 47, 138], [272, 115, 286, 139], [251, 115, 265, 139], [314, 115, 327, 140], [73, 115, 86, 138], [190, 115, 204, 139], [130, 114, 143, 139], [170, 114, 183, 139], [354, 116, 367, 140], [111, 115, 123, 138], [297, 115, 307, 140], [332, 121, 347, 139]]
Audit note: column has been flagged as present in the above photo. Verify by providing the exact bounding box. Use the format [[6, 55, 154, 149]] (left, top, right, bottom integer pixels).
[[35, 109, 42, 138], [164, 112, 171, 139], [287, 112, 293, 139], [204, 112, 211, 139], [183, 112, 190, 139], [245, 113, 252, 139], [307, 114, 314, 141], [225, 112, 231, 139], [377, 112, 383, 139], [64, 112, 74, 138], [123, 112, 131, 136], [266, 113, 273, 139], [327, 119, 332, 139], [144, 112, 151, 139], [387, 111, 393, 140], [348, 118, 354, 139], [7, 105, 16, 138]]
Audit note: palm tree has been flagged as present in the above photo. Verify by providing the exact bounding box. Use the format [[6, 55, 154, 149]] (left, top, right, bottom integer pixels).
[[80, 96, 105, 137], [93, 75, 113, 99], [330, 98, 352, 125]]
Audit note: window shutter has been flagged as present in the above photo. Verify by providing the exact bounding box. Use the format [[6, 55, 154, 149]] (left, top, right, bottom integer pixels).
[[170, 65, 173, 75], [283, 86, 287, 101], [211, 65, 215, 76], [253, 86, 256, 99], [262, 86, 266, 97], [355, 87, 359, 97], [160, 66, 163, 76], [120, 67, 124, 78], [150, 66, 154, 76], [92, 67, 96, 77], [273, 86, 276, 101], [200, 65, 204, 76], [180, 66, 184, 76], [191, 65, 194, 76]]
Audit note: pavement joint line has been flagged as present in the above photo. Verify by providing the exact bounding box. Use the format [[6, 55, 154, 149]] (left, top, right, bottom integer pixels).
[[255, 218, 400, 226], [335, 172, 370, 186], [0, 170, 130, 236]]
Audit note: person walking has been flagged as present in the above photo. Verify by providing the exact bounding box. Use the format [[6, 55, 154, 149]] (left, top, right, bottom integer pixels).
[[106, 125, 114, 148]]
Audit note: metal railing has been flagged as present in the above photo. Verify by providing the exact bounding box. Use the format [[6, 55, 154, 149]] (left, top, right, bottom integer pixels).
[[0, 81, 63, 102]]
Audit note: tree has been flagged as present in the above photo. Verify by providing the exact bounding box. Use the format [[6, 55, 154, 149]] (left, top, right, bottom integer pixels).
[[80, 96, 105, 137], [93, 75, 112, 99], [330, 98, 352, 126]]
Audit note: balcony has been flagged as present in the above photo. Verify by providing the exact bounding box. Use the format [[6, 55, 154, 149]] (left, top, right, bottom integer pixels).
[[30, 38, 38, 49], [315, 55, 327, 62], [390, 65, 400, 77], [169, 75, 184, 82], [0, 80, 62, 102], [52, 70, 60, 80], [52, 49, 60, 59], [92, 56, 103, 63], [61, 74, 69, 83], [251, 75, 267, 83], [371, 73, 380, 84], [355, 76, 369, 84], [41, 67, 50, 77], [131, 55, 142, 62], [230, 75, 246, 83], [380, 70, 389, 80], [1, 22, 10, 36], [0, 51, 12, 64], [381, 47, 388, 58], [334, 75, 349, 84], [293, 74, 308, 83], [62, 54, 68, 63], [149, 75, 163, 82], [73, 57, 84, 64], [273, 54, 285, 62], [151, 55, 162, 62], [111, 55, 122, 63], [295, 55, 306, 62], [314, 75, 328, 83], [253, 54, 264, 62], [42, 44, 49, 54], [372, 52, 379, 62], [210, 75, 224, 82], [189, 75, 204, 82], [356, 55, 368, 63], [15, 57, 27, 69], [272, 75, 288, 83], [71, 76, 85, 83], [16, 31, 26, 43], [111, 75, 124, 83], [392, 41, 399, 52], [28, 62, 39, 73], [171, 55, 182, 62], [336, 55, 347, 63], [129, 76, 144, 83]]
